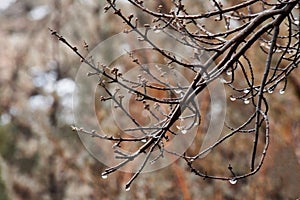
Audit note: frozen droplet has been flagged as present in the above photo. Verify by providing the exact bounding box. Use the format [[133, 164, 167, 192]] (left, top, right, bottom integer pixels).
[[244, 99, 250, 104], [268, 89, 273, 94], [181, 129, 187, 134], [226, 70, 232, 75], [229, 178, 237, 184], [141, 139, 147, 143], [125, 186, 131, 191], [243, 89, 249, 94], [279, 89, 285, 94], [230, 96, 236, 101], [101, 174, 108, 179]]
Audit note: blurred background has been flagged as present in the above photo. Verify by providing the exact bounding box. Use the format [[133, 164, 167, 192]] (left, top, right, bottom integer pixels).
[[0, 0, 299, 199]]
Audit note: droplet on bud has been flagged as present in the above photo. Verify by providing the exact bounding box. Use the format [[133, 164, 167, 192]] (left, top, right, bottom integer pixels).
[[243, 89, 249, 94], [229, 178, 237, 185], [125, 186, 131, 191], [244, 99, 250, 104], [101, 174, 108, 179], [279, 89, 285, 94], [230, 96, 236, 101]]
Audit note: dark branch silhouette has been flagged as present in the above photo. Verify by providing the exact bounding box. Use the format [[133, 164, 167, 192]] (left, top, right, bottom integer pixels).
[[50, 0, 299, 190]]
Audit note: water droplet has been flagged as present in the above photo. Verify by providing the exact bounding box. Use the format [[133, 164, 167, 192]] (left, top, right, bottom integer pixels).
[[243, 89, 249, 94], [181, 129, 187, 134], [101, 174, 108, 179], [226, 70, 232, 75], [268, 89, 273, 94], [279, 89, 285, 94], [141, 139, 147, 143], [154, 29, 161, 33], [230, 96, 236, 101], [295, 20, 299, 25], [125, 186, 131, 191], [229, 178, 237, 184], [244, 99, 250, 104]]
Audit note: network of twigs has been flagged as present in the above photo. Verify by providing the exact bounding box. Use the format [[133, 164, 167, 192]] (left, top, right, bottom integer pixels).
[[50, 0, 299, 190]]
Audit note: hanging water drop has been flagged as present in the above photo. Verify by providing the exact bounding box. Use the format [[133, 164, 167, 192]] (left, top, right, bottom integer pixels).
[[181, 129, 187, 134], [244, 99, 250, 104], [229, 178, 237, 185], [243, 89, 249, 94], [295, 20, 299, 25], [268, 89, 273, 94], [279, 89, 285, 94], [230, 96, 236, 101], [141, 139, 147, 143], [226, 70, 232, 75], [101, 174, 108, 179], [125, 186, 131, 191]]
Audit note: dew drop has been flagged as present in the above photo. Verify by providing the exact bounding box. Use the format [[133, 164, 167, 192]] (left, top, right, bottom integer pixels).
[[295, 20, 299, 25], [101, 174, 108, 179], [226, 70, 232, 75], [230, 96, 236, 101], [243, 89, 249, 94], [229, 178, 237, 185], [154, 29, 161, 33], [141, 139, 147, 143], [268, 89, 273, 94], [244, 99, 250, 104], [181, 129, 187, 134], [279, 89, 285, 94], [125, 186, 131, 191]]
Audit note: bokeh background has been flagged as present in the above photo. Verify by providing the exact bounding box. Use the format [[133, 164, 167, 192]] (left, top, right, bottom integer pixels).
[[0, 0, 299, 199]]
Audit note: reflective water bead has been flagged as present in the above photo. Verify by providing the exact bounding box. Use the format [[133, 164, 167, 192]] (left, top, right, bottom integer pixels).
[[230, 96, 236, 101], [279, 89, 285, 95], [244, 99, 250, 104], [229, 178, 237, 184], [101, 174, 108, 179]]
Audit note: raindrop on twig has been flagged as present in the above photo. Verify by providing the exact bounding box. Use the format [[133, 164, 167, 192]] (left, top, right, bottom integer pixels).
[[229, 178, 237, 184]]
